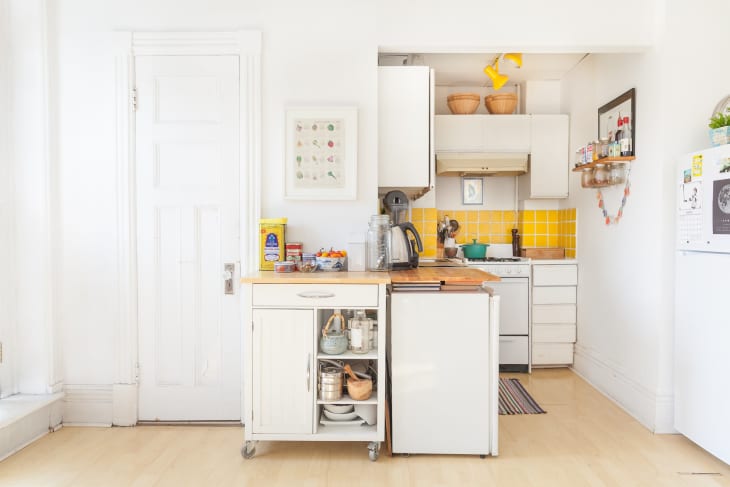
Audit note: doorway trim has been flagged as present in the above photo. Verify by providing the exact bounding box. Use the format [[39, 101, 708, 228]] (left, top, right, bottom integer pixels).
[[111, 31, 261, 425]]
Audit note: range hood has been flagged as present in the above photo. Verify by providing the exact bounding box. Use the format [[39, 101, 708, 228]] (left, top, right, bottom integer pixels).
[[435, 152, 529, 176]]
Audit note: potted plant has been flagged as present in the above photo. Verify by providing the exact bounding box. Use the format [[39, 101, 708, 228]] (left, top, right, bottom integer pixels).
[[709, 107, 730, 146]]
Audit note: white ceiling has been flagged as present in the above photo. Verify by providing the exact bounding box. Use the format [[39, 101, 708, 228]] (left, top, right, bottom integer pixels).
[[379, 53, 588, 87]]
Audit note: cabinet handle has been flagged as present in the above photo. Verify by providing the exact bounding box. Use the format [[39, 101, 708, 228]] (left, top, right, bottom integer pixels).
[[306, 353, 311, 392], [296, 291, 335, 299]]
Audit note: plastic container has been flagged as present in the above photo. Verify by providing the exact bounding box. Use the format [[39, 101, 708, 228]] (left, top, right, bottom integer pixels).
[[273, 261, 295, 273], [346, 232, 367, 272]]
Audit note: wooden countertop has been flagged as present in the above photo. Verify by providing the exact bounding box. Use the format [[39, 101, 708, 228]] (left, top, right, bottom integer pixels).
[[241, 271, 391, 284], [242, 267, 498, 285], [389, 267, 499, 285]]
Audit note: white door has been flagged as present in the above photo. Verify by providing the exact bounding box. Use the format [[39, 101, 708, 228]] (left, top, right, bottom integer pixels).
[[136, 55, 241, 421], [251, 309, 314, 434]]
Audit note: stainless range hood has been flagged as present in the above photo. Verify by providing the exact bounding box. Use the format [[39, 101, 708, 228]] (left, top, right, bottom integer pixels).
[[435, 152, 529, 176]]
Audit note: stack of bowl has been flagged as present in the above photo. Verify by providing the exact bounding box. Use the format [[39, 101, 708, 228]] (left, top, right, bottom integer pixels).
[[484, 93, 518, 114], [446, 92, 480, 114]]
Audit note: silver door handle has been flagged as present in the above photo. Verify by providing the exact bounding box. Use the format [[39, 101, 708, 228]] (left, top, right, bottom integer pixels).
[[223, 263, 235, 295], [296, 291, 335, 299], [306, 354, 311, 392]]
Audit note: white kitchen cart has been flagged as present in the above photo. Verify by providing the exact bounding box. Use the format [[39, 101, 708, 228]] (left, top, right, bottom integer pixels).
[[241, 273, 389, 461]]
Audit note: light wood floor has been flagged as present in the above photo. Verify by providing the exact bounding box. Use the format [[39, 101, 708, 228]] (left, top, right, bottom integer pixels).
[[0, 369, 728, 486]]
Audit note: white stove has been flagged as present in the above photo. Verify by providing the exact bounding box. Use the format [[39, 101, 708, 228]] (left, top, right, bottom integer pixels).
[[466, 244, 531, 372]]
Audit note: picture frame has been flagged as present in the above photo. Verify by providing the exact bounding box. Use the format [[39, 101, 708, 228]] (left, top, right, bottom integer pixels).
[[598, 88, 636, 154], [284, 106, 357, 200], [462, 177, 483, 205]]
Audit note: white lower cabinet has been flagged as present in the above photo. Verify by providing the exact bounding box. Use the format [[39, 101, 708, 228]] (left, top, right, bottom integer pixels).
[[243, 280, 387, 461], [531, 263, 578, 367]]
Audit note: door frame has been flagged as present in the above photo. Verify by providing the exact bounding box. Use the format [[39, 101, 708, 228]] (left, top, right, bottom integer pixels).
[[112, 31, 261, 425]]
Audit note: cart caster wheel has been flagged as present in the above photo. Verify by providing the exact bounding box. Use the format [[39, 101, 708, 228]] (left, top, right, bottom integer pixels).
[[367, 441, 380, 462], [241, 441, 256, 459]]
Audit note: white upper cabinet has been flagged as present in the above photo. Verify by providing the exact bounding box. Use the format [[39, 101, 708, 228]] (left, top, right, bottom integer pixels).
[[378, 66, 434, 194], [518, 114, 570, 199], [434, 115, 530, 152]]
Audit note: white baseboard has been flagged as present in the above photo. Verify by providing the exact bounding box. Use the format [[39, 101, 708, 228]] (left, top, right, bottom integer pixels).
[[0, 393, 64, 461], [573, 345, 674, 434], [112, 384, 138, 426], [63, 385, 113, 426]]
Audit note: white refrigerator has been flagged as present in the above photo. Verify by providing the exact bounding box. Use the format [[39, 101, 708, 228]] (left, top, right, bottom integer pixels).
[[675, 144, 730, 464]]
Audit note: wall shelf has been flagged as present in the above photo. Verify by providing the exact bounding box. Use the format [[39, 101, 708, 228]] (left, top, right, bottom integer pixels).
[[572, 156, 635, 172]]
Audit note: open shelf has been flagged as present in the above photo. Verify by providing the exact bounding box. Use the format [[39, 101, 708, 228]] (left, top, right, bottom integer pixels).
[[573, 156, 635, 172], [317, 350, 378, 360]]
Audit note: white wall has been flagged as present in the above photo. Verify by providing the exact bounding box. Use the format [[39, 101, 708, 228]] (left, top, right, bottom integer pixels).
[[20, 0, 667, 422], [562, 0, 730, 432]]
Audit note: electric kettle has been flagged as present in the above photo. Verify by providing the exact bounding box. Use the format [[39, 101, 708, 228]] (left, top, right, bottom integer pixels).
[[391, 222, 423, 269]]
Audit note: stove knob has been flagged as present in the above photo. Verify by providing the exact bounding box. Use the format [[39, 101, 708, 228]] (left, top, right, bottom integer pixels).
[[505, 268, 512, 274], [515, 267, 522, 274]]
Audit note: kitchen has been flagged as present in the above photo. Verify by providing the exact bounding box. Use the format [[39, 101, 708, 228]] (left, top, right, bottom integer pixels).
[[1, 0, 730, 484]]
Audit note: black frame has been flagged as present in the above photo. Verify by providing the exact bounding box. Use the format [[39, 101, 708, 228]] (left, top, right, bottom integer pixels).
[[598, 88, 636, 155]]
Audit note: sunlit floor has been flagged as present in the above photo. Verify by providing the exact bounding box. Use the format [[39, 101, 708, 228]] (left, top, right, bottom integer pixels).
[[0, 368, 728, 486]]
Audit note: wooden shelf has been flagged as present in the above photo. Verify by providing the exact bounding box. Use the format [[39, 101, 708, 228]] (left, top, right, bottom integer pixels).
[[572, 156, 635, 172]]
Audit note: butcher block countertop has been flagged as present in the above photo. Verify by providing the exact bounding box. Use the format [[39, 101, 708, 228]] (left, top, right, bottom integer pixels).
[[242, 267, 498, 285]]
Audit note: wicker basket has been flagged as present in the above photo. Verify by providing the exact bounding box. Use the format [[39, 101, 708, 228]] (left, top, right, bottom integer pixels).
[[447, 92, 480, 114], [485, 93, 518, 115]]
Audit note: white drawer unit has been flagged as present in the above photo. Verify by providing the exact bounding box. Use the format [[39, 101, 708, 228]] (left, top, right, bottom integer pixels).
[[530, 263, 578, 367]]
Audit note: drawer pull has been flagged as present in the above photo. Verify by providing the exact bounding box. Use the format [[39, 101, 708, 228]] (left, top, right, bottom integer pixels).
[[296, 291, 335, 299]]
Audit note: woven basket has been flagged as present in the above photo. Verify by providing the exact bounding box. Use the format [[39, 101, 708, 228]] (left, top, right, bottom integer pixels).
[[447, 92, 480, 114], [485, 93, 517, 114]]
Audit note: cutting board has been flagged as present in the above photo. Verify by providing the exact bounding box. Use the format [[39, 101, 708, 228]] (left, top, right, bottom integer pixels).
[[389, 267, 499, 285], [520, 247, 565, 259]]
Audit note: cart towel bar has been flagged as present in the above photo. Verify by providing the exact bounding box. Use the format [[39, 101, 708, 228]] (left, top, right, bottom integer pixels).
[[297, 291, 336, 299]]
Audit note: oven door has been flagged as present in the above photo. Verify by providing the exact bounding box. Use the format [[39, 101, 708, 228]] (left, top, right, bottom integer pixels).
[[485, 278, 529, 335]]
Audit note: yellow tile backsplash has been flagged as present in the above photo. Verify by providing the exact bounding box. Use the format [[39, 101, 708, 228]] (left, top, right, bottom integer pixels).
[[410, 208, 578, 258]]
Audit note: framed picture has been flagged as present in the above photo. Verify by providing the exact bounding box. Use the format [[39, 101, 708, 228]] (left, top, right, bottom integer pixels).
[[462, 177, 483, 205], [598, 88, 635, 154], [285, 107, 357, 200]]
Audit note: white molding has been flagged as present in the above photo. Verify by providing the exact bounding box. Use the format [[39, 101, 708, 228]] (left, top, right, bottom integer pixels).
[[114, 30, 262, 423], [654, 393, 677, 434], [63, 385, 113, 426], [573, 344, 662, 432]]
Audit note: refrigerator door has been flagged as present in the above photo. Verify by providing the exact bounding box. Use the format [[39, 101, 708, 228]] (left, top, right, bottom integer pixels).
[[674, 250, 730, 464], [677, 145, 730, 253]]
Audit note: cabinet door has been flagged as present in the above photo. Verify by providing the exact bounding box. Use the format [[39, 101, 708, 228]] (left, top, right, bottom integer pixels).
[[519, 114, 569, 199], [378, 66, 431, 188], [251, 309, 314, 434], [484, 115, 531, 152], [434, 115, 485, 152]]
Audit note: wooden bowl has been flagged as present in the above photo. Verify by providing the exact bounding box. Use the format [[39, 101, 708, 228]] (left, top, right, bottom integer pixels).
[[485, 93, 517, 114], [447, 92, 480, 114]]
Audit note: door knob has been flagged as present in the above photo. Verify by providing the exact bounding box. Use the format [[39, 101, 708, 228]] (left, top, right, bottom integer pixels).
[[223, 263, 235, 295]]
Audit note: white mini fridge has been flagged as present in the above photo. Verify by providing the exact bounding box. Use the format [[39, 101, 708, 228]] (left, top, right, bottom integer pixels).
[[675, 144, 730, 464], [389, 289, 499, 456]]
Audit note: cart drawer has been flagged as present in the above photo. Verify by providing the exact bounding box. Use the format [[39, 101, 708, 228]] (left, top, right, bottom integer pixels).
[[252, 283, 379, 307]]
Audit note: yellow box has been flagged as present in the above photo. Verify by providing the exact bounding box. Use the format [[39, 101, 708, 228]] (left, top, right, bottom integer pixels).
[[259, 218, 287, 270]]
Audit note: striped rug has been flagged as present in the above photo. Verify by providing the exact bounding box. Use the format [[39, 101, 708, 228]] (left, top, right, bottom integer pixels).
[[499, 378, 546, 415]]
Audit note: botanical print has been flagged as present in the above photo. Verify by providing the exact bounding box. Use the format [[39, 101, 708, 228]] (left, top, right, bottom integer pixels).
[[292, 118, 346, 190]]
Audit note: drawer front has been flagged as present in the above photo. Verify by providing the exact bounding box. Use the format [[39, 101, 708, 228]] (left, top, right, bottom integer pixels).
[[499, 336, 529, 365], [532, 286, 576, 304], [532, 264, 578, 286], [532, 343, 574, 365], [533, 304, 576, 324], [532, 324, 576, 343], [252, 284, 379, 307]]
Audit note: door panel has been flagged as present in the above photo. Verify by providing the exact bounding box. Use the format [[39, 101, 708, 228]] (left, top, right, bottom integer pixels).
[[137, 55, 240, 421]]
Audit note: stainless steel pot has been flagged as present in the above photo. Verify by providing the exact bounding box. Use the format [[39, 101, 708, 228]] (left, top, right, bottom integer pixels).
[[319, 366, 343, 401]]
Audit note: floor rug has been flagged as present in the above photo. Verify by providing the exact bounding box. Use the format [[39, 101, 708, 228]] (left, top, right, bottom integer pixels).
[[499, 378, 546, 415]]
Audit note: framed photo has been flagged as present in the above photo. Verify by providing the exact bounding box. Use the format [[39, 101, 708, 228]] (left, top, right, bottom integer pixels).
[[462, 177, 483, 205], [285, 107, 357, 200], [598, 88, 635, 154]]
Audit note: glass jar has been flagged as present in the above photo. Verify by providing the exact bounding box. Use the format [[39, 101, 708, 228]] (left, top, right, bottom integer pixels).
[[599, 137, 609, 158], [297, 252, 318, 272], [592, 140, 602, 161], [348, 309, 372, 354], [580, 167, 594, 188], [367, 214, 391, 271], [594, 163, 609, 186], [609, 163, 627, 185]]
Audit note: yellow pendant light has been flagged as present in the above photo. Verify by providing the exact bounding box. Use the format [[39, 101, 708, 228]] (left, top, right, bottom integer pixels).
[[483, 59, 509, 91]]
